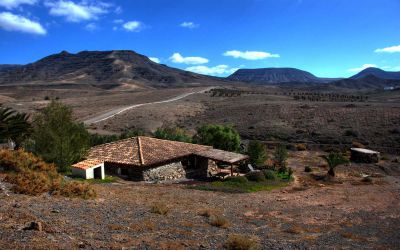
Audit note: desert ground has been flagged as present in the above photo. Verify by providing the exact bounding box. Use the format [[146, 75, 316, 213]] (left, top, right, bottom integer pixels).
[[1, 150, 399, 249], [2, 84, 398, 153]]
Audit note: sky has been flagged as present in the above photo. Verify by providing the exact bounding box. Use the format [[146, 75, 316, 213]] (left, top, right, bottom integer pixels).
[[0, 0, 399, 78]]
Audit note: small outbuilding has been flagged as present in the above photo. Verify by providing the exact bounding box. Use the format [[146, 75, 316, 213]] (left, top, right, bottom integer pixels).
[[350, 148, 380, 163], [72, 159, 105, 180]]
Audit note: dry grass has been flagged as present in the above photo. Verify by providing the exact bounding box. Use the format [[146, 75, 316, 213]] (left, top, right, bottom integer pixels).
[[150, 202, 169, 215], [209, 214, 229, 228], [129, 219, 155, 232], [224, 234, 260, 250]]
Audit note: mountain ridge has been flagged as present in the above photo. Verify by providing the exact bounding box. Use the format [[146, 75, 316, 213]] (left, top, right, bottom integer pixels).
[[350, 67, 400, 80], [227, 67, 338, 84], [0, 50, 226, 88]]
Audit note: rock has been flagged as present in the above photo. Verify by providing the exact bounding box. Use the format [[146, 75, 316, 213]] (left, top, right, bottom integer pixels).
[[350, 148, 380, 163], [24, 221, 43, 231]]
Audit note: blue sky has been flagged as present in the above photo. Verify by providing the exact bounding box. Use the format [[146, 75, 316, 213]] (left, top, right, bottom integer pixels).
[[0, 0, 399, 77]]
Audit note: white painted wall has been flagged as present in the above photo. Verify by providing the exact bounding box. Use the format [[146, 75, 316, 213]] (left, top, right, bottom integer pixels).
[[72, 163, 105, 180]]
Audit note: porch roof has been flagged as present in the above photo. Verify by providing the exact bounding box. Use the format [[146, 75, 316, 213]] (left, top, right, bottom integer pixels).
[[194, 148, 249, 164]]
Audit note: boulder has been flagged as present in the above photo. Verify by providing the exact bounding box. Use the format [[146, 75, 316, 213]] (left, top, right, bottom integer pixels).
[[350, 148, 380, 163]]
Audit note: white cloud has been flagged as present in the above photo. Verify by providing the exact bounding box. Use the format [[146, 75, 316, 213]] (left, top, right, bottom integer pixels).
[[223, 50, 280, 60], [122, 20, 142, 32], [347, 64, 377, 72], [84, 22, 97, 31], [169, 52, 208, 65], [186, 65, 238, 76], [0, 11, 46, 35], [45, 0, 109, 22], [113, 18, 123, 23], [0, 0, 36, 9], [149, 57, 160, 63], [180, 21, 198, 29], [374, 45, 400, 53]]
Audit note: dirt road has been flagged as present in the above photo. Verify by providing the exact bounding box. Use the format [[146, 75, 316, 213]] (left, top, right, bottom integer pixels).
[[83, 87, 213, 125]]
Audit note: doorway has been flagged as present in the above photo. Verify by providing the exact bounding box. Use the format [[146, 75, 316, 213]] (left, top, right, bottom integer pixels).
[[94, 167, 102, 179]]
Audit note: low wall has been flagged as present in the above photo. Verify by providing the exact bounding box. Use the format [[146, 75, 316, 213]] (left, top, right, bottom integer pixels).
[[143, 162, 186, 182]]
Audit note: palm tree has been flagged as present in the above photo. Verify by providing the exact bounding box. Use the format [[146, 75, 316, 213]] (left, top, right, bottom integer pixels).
[[322, 153, 349, 177], [0, 106, 31, 148]]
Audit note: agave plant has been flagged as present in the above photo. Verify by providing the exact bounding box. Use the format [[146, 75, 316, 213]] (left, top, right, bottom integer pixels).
[[0, 106, 31, 148], [322, 152, 349, 177]]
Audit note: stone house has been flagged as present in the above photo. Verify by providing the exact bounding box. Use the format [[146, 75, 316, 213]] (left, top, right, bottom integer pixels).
[[72, 136, 248, 182]]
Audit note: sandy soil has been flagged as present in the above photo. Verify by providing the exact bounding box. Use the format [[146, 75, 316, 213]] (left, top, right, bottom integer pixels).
[[1, 151, 399, 249]]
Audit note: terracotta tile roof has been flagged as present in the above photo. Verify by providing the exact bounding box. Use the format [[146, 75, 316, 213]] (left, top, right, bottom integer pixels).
[[72, 159, 104, 170], [85, 136, 212, 167], [194, 148, 249, 164]]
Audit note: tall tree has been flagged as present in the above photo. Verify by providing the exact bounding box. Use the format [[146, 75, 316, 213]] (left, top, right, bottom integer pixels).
[[31, 101, 89, 172], [247, 140, 268, 167], [274, 145, 288, 173]]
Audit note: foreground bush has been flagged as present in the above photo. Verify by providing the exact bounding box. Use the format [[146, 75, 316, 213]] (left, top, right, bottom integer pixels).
[[245, 171, 266, 182], [150, 202, 169, 215], [55, 181, 96, 199], [0, 149, 96, 198], [6, 170, 55, 195], [0, 149, 57, 173], [209, 214, 229, 228], [224, 234, 260, 250]]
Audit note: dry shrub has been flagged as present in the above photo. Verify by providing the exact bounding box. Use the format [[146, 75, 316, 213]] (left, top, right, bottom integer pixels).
[[198, 209, 214, 218], [150, 202, 169, 215], [0, 149, 96, 199], [224, 234, 260, 250], [209, 214, 229, 228], [0, 149, 57, 173], [158, 241, 186, 250], [284, 225, 304, 234], [57, 181, 96, 199], [129, 219, 155, 232], [295, 144, 307, 151], [6, 170, 52, 195]]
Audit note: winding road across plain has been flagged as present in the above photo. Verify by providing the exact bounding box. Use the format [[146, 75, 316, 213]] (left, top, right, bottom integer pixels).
[[83, 87, 213, 125]]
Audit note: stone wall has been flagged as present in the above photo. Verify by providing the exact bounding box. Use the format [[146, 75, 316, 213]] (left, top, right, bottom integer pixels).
[[143, 162, 186, 182]]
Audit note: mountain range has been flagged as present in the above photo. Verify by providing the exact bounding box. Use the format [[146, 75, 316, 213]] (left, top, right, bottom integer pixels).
[[0, 50, 399, 90], [0, 50, 226, 89]]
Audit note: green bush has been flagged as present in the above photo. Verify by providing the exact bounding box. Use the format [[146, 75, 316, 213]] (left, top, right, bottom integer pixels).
[[154, 126, 192, 142], [194, 124, 241, 152], [245, 171, 266, 182], [262, 170, 277, 180], [224, 176, 248, 183]]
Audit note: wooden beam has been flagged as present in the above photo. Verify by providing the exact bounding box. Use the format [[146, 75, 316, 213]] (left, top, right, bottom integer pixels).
[[230, 164, 233, 176]]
